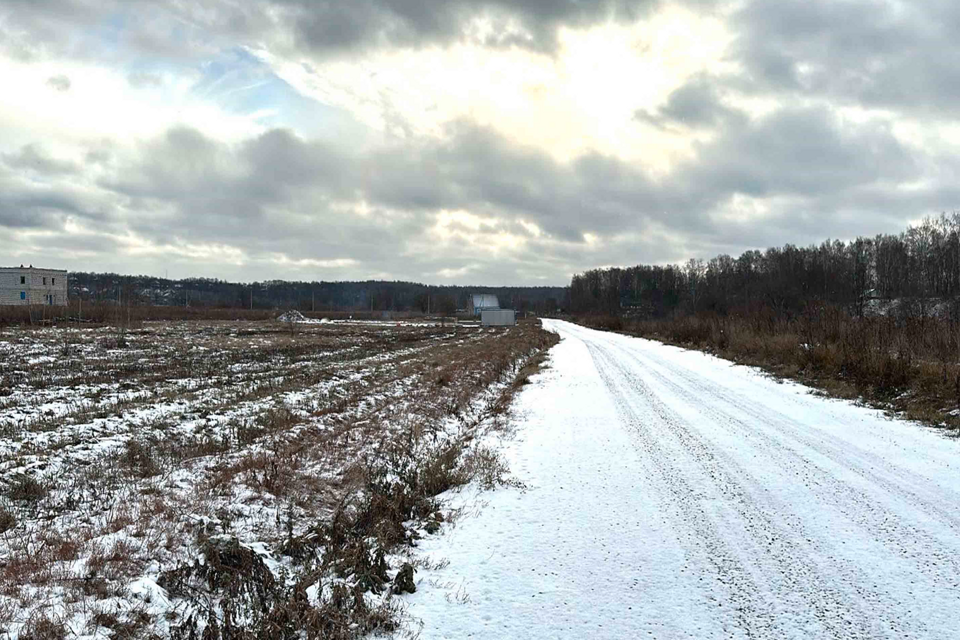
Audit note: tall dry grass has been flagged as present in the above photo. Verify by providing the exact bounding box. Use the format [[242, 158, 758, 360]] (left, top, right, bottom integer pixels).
[[580, 306, 960, 430]]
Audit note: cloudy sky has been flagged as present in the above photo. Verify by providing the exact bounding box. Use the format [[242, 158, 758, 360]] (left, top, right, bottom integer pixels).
[[1, 0, 957, 285]]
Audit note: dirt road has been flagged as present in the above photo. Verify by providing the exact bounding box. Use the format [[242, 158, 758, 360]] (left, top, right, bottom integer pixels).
[[401, 319, 960, 639]]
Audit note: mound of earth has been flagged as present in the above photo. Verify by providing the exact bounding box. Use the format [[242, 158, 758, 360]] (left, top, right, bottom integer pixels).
[[277, 310, 308, 323]]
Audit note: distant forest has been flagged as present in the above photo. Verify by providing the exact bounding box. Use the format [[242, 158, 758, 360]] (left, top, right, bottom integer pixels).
[[67, 273, 569, 316], [571, 214, 960, 319], [570, 214, 960, 431]]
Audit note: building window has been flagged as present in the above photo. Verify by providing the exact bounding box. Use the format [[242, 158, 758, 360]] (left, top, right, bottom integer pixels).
[[52, 278, 56, 285], [20, 292, 25, 300], [43, 277, 47, 285], [20, 276, 25, 284]]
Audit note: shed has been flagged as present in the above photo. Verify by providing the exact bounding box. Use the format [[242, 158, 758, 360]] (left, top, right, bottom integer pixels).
[[481, 309, 516, 327]]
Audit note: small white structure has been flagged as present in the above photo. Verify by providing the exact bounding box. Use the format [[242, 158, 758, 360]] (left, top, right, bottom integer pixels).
[[0, 265, 68, 306], [481, 309, 516, 327], [470, 293, 500, 317]]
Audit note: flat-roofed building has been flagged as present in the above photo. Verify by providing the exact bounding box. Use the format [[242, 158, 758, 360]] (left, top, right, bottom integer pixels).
[[0, 265, 68, 306]]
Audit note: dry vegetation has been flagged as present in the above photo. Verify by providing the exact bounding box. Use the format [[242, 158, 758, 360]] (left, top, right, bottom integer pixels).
[[0, 302, 432, 327], [582, 307, 960, 432], [0, 317, 558, 638]]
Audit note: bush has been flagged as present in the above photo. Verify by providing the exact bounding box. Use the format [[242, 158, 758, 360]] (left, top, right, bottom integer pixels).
[[0, 508, 16, 533], [120, 439, 161, 478], [577, 305, 960, 430], [6, 474, 48, 503]]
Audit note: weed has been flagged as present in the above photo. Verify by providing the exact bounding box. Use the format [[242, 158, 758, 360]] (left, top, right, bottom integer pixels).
[[6, 474, 48, 503], [121, 439, 161, 478], [0, 508, 16, 533], [18, 609, 67, 640]]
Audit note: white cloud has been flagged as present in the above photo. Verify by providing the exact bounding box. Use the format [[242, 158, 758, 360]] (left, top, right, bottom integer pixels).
[[0, 55, 267, 155], [258, 6, 733, 168]]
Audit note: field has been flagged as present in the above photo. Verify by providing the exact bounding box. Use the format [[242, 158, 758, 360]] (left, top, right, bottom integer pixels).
[[0, 318, 558, 638]]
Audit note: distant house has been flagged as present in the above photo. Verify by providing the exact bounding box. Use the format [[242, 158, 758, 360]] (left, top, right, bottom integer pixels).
[[469, 294, 500, 317], [0, 265, 68, 306]]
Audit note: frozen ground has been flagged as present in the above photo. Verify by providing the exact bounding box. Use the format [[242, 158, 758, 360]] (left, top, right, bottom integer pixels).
[[400, 319, 960, 639], [0, 319, 554, 637]]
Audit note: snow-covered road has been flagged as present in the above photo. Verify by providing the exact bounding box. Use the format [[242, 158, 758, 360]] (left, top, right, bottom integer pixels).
[[400, 319, 960, 639]]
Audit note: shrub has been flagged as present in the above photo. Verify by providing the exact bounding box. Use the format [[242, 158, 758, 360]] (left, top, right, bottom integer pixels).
[[0, 508, 15, 533], [6, 474, 48, 503]]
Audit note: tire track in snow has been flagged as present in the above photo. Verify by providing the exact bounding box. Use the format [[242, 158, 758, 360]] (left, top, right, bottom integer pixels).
[[605, 333, 960, 530], [591, 340, 955, 635], [601, 335, 960, 588], [587, 342, 895, 639], [586, 344, 781, 639]]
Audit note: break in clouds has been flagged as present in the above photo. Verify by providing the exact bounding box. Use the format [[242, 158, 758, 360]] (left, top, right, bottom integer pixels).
[[1, 0, 958, 284]]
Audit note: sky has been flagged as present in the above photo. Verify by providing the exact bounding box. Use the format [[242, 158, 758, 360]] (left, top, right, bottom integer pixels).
[[1, 0, 958, 285]]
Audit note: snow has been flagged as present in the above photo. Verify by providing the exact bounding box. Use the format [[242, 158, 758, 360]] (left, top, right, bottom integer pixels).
[[275, 310, 459, 327], [399, 319, 960, 639], [0, 319, 529, 635], [128, 576, 171, 608]]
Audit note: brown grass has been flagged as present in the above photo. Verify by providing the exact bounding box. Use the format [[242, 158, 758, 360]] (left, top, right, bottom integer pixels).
[[0, 301, 438, 327], [580, 308, 960, 432]]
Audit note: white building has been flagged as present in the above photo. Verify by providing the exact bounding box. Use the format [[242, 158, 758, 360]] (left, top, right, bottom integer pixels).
[[470, 293, 500, 317], [0, 266, 68, 306]]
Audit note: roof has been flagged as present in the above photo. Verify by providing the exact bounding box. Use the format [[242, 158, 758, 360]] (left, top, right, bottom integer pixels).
[[472, 294, 500, 309], [0, 266, 67, 272]]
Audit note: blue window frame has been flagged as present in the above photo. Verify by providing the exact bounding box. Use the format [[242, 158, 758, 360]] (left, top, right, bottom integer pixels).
[[20, 292, 25, 300]]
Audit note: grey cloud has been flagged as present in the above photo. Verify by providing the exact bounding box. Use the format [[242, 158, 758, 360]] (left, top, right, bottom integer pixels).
[[127, 71, 163, 87], [0, 117, 950, 285], [239, 129, 351, 192], [686, 106, 917, 201], [2, 0, 707, 61], [51, 123, 643, 277], [636, 76, 745, 129], [100, 127, 357, 250], [85, 149, 113, 166], [362, 121, 663, 241], [5, 0, 960, 284], [2, 144, 80, 176], [0, 203, 63, 230], [280, 0, 662, 54], [728, 0, 960, 116], [10, 104, 946, 280], [46, 74, 71, 91], [102, 111, 930, 271], [107, 127, 228, 200], [8, 0, 960, 119], [0, 174, 91, 230]]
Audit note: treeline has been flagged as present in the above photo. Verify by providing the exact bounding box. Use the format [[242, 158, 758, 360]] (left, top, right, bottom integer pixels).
[[571, 214, 960, 431], [68, 273, 569, 316], [571, 214, 960, 319]]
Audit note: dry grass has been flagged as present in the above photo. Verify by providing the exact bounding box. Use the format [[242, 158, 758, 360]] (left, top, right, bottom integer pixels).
[[580, 308, 960, 432], [0, 302, 444, 327]]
